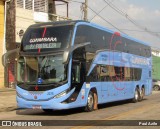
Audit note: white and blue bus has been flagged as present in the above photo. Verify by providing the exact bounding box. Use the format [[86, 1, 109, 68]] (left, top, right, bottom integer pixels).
[[16, 20, 152, 112]]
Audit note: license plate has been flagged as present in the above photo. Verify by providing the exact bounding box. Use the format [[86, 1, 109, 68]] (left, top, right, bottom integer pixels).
[[32, 105, 42, 109]]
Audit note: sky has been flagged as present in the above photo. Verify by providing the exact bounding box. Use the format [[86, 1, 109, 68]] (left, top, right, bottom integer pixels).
[[56, 0, 160, 49]]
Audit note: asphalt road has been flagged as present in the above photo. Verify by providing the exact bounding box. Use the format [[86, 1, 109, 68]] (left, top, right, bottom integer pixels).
[[0, 91, 160, 129]]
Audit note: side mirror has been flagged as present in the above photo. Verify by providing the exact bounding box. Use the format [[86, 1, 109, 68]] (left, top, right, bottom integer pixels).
[[63, 42, 90, 64], [2, 48, 20, 66]]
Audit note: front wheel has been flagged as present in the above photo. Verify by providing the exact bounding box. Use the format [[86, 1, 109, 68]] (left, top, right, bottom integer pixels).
[[132, 87, 140, 103], [85, 91, 94, 112]]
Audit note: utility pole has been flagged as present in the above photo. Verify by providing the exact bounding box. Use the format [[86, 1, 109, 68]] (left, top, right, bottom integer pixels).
[[84, 0, 88, 21]]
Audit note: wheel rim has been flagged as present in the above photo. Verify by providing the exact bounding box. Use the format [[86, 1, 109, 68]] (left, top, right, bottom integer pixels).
[[88, 94, 93, 109], [154, 86, 159, 91], [135, 90, 138, 100], [142, 88, 144, 97]]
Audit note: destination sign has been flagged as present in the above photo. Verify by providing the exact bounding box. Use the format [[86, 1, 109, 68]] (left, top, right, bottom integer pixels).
[[29, 37, 57, 43], [24, 43, 61, 50]]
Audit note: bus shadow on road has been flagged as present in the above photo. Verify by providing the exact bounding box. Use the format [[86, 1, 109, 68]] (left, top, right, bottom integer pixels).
[[16, 107, 84, 116], [16, 99, 148, 116], [98, 98, 148, 110]]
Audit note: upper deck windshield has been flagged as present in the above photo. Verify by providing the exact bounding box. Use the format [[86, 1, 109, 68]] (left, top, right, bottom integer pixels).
[[17, 54, 67, 85], [21, 25, 74, 52]]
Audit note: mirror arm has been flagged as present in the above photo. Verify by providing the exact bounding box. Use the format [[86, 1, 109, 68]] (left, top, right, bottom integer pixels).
[[63, 42, 90, 64]]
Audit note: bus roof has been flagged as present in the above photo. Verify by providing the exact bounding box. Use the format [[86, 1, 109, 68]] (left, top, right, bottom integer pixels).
[[29, 20, 86, 28], [29, 20, 151, 47], [75, 21, 151, 47]]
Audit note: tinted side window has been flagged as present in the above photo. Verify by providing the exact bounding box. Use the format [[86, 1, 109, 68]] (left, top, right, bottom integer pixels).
[[75, 25, 109, 52], [122, 38, 151, 57], [74, 25, 151, 57], [87, 65, 142, 82], [86, 64, 99, 82]]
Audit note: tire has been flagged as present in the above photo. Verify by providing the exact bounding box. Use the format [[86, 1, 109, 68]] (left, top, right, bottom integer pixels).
[[85, 91, 94, 112], [132, 87, 140, 103], [139, 87, 145, 101], [153, 85, 160, 91]]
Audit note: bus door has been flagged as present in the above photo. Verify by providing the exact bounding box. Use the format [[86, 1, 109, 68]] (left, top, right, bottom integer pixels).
[[70, 61, 85, 100]]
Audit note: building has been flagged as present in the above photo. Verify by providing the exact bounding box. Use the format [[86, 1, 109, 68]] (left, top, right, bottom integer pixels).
[[0, 0, 4, 88], [3, 0, 69, 88]]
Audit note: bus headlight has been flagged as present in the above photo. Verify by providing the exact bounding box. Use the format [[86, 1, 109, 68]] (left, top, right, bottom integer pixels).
[[54, 90, 68, 99]]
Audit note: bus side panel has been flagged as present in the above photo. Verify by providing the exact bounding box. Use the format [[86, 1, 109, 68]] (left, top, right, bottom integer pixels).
[[84, 82, 102, 104], [101, 82, 134, 104]]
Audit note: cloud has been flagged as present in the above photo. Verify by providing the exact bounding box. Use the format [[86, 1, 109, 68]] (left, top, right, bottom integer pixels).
[[56, 0, 160, 47], [155, 10, 160, 16], [119, 0, 127, 3], [127, 4, 145, 19], [90, 1, 160, 47]]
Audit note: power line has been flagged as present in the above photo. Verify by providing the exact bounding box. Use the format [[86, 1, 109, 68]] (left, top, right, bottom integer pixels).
[[69, 0, 127, 35], [87, 5, 127, 34], [89, 0, 115, 21], [103, 0, 160, 38], [69, 0, 160, 38]]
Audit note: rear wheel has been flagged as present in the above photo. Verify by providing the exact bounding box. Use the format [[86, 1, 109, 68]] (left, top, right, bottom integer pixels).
[[153, 85, 160, 91], [139, 87, 145, 101], [85, 91, 94, 112], [132, 87, 140, 103]]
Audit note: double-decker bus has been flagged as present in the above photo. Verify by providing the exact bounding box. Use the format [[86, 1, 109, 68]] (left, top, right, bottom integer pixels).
[[15, 20, 152, 112]]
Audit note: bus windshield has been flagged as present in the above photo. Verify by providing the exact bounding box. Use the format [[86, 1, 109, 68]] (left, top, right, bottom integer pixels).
[[21, 25, 73, 52], [17, 54, 67, 85]]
